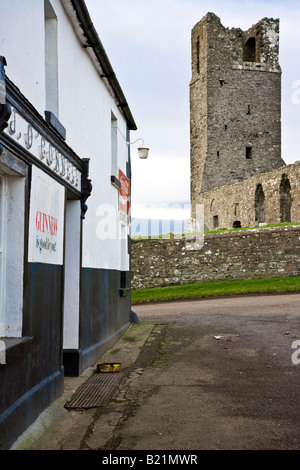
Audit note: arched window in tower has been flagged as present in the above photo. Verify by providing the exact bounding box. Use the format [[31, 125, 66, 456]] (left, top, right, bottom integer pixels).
[[254, 184, 265, 224], [244, 37, 257, 62], [279, 174, 292, 222]]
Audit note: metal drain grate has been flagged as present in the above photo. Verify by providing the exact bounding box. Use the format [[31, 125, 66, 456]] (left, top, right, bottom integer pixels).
[[64, 371, 127, 410]]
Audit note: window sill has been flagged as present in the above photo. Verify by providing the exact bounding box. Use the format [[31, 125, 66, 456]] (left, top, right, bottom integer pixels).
[[111, 175, 121, 190], [0, 336, 34, 365]]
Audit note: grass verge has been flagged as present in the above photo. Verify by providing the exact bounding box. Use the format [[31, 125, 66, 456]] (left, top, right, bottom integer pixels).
[[131, 277, 300, 304], [131, 222, 300, 243]]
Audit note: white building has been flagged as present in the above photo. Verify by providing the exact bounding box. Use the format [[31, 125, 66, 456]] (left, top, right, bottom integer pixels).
[[0, 0, 139, 449]]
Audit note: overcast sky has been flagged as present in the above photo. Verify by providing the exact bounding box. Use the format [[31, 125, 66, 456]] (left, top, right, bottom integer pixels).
[[85, 0, 300, 222]]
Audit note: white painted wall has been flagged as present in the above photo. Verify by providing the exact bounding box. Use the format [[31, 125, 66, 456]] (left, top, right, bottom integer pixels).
[[0, 0, 132, 272], [51, 0, 131, 271], [0, 0, 45, 113]]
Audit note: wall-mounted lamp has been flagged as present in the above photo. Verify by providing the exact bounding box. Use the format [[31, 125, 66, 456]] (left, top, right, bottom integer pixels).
[[117, 127, 149, 159], [127, 138, 149, 160], [138, 147, 149, 159]]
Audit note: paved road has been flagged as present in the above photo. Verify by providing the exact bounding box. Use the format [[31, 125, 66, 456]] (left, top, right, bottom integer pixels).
[[19, 294, 300, 451], [130, 294, 300, 450]]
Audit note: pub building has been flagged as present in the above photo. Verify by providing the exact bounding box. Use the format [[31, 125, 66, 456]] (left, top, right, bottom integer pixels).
[[0, 0, 137, 449]]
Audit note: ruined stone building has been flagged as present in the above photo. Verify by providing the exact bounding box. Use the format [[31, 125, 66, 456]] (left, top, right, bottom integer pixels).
[[190, 13, 300, 230]]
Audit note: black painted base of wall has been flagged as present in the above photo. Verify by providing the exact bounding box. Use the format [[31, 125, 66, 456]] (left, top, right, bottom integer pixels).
[[0, 265, 132, 448], [0, 262, 64, 450], [63, 350, 82, 377], [0, 368, 64, 450], [63, 322, 130, 377], [63, 267, 131, 377]]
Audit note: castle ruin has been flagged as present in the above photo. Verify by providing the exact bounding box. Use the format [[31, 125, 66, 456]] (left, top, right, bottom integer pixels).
[[190, 13, 299, 230]]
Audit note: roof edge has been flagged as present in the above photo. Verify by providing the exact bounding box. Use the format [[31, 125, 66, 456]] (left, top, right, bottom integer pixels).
[[69, 0, 137, 130]]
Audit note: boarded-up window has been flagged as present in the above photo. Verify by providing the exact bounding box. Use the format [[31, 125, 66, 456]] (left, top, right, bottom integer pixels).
[[280, 174, 291, 222]]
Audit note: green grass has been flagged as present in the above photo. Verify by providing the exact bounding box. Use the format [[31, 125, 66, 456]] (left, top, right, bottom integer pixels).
[[203, 222, 300, 234], [131, 222, 300, 243], [131, 277, 300, 304]]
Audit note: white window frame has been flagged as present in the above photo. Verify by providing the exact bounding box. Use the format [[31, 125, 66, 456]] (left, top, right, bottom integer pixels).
[[0, 171, 25, 338]]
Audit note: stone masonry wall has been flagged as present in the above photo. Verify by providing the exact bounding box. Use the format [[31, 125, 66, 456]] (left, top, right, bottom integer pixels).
[[190, 13, 284, 214], [131, 226, 300, 290], [198, 161, 300, 231]]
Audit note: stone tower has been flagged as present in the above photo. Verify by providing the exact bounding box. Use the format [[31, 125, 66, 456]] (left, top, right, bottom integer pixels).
[[190, 13, 285, 216]]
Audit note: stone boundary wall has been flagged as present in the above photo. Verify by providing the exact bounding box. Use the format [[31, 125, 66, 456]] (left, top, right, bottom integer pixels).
[[131, 226, 300, 290]]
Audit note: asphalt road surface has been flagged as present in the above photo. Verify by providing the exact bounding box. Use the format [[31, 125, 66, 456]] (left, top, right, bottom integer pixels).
[[28, 293, 300, 451]]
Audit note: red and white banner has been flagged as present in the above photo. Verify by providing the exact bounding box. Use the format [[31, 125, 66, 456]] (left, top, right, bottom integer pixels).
[[119, 169, 130, 216]]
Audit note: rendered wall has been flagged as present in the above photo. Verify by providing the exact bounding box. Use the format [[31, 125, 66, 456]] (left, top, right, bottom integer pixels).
[[0, 0, 131, 271], [0, 0, 133, 448]]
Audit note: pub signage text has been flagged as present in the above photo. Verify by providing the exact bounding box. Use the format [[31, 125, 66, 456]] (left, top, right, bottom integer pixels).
[[5, 106, 80, 190]]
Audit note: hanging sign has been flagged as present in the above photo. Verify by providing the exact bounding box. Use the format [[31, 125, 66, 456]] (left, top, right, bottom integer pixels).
[[118, 169, 130, 217], [28, 166, 65, 265]]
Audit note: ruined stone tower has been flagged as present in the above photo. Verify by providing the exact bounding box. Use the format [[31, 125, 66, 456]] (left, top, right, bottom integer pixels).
[[190, 13, 285, 216]]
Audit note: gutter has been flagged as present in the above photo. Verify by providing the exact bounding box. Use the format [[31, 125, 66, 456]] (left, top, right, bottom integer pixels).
[[70, 0, 137, 131]]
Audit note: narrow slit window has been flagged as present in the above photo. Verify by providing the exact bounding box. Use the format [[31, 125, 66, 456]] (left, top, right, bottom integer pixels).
[[213, 215, 219, 228], [279, 174, 292, 222], [255, 184, 265, 223], [246, 146, 252, 159], [196, 38, 200, 74]]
